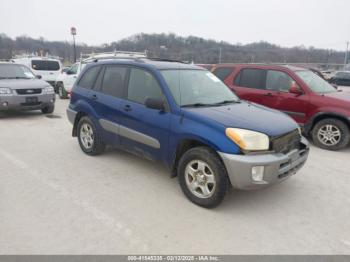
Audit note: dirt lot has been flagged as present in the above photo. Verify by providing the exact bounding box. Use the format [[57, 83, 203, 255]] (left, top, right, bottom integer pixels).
[[0, 98, 349, 254]]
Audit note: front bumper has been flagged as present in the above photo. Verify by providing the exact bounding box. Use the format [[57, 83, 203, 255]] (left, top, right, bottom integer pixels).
[[0, 93, 55, 111], [219, 137, 310, 190]]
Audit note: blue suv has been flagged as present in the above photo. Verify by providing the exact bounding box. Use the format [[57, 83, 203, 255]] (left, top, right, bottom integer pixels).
[[67, 58, 310, 208]]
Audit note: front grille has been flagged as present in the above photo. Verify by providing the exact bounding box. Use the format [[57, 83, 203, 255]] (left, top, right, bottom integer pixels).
[[16, 89, 42, 95], [271, 129, 301, 154]]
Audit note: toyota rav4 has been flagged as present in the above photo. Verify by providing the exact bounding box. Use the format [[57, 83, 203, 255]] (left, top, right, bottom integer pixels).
[[67, 58, 309, 208]]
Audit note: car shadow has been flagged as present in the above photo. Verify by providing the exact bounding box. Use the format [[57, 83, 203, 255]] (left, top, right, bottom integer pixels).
[[0, 110, 44, 120]]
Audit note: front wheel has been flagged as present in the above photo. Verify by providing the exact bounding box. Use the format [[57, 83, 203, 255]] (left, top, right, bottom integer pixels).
[[77, 116, 106, 155], [178, 147, 229, 208], [311, 118, 350, 151], [41, 105, 55, 114]]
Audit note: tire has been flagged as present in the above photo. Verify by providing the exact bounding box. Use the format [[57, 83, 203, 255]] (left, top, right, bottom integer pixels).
[[58, 84, 68, 99], [178, 146, 229, 208], [77, 116, 106, 155], [311, 118, 350, 151], [41, 105, 55, 114]]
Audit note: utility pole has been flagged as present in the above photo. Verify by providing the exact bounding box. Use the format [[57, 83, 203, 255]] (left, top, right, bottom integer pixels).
[[218, 47, 222, 64], [70, 27, 77, 63], [344, 41, 349, 66]]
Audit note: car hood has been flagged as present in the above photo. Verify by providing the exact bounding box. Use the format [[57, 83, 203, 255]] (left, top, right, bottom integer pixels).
[[183, 101, 299, 137], [0, 79, 49, 89], [324, 91, 350, 102]]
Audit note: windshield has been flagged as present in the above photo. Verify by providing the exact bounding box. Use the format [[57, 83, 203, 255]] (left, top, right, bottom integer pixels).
[[296, 70, 336, 94], [161, 70, 239, 107], [0, 64, 35, 79]]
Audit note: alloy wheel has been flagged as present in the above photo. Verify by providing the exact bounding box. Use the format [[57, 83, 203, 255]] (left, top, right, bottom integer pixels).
[[184, 160, 216, 199]]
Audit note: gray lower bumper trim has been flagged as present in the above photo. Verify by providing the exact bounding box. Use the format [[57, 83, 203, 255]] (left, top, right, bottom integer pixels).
[[219, 137, 310, 190]]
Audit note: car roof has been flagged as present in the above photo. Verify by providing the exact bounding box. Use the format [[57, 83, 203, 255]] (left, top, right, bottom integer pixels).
[[214, 63, 307, 71], [87, 58, 203, 70]]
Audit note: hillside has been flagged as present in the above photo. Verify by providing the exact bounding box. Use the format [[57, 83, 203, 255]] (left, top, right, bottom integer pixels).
[[0, 33, 346, 65]]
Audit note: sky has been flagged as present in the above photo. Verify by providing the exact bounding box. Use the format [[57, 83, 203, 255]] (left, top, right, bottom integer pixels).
[[1, 0, 349, 50]]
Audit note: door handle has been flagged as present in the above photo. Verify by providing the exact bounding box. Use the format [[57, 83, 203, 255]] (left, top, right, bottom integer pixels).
[[263, 92, 274, 97], [123, 104, 132, 112], [90, 94, 98, 100]]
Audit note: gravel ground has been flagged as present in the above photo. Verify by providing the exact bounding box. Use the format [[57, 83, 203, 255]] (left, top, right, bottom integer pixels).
[[0, 98, 349, 255]]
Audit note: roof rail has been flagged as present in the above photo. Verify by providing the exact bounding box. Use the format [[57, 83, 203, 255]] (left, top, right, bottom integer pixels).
[[147, 57, 189, 64], [81, 50, 148, 63]]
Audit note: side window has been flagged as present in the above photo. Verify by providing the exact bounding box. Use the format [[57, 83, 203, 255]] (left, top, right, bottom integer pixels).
[[234, 69, 265, 89], [78, 66, 101, 89], [213, 67, 234, 81], [100, 66, 127, 97], [266, 70, 293, 92], [127, 68, 163, 104]]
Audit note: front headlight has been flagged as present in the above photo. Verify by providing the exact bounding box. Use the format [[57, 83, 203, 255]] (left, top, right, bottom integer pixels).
[[225, 128, 270, 151], [0, 87, 12, 95], [42, 86, 54, 94]]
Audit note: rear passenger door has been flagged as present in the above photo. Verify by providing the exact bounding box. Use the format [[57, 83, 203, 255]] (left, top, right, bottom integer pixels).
[[89, 65, 128, 146], [232, 68, 277, 108], [119, 67, 171, 162]]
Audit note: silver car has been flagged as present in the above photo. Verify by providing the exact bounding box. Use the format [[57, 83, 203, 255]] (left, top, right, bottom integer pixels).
[[0, 62, 55, 114]]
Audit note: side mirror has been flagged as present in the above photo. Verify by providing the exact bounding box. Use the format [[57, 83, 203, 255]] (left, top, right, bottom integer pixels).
[[145, 97, 165, 111], [36, 75, 42, 79], [66, 70, 74, 75], [289, 82, 303, 95]]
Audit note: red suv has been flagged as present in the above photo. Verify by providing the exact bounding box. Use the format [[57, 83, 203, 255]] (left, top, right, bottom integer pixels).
[[213, 64, 350, 150]]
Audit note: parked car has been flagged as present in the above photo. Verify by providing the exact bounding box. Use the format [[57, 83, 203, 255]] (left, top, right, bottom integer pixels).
[[213, 64, 350, 150], [67, 58, 309, 208], [0, 62, 55, 114], [329, 71, 350, 86], [55, 62, 83, 99], [56, 51, 147, 99], [321, 70, 335, 81], [12, 55, 62, 88]]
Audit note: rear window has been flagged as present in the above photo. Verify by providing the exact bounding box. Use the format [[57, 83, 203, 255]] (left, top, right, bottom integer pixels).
[[234, 68, 265, 89], [31, 60, 60, 71], [213, 67, 234, 81]]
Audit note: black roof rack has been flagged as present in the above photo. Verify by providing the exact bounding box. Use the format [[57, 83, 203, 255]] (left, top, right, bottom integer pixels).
[[147, 57, 190, 64]]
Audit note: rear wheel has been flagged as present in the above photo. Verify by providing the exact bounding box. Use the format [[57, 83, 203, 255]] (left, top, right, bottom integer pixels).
[[312, 118, 350, 150], [77, 116, 106, 155], [58, 84, 68, 99], [178, 147, 229, 208]]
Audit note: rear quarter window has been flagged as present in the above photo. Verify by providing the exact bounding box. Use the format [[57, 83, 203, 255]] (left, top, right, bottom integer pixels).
[[78, 66, 101, 89]]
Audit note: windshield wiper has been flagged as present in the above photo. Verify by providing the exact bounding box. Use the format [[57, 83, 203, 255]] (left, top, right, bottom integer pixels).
[[181, 103, 214, 108], [212, 100, 241, 106]]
